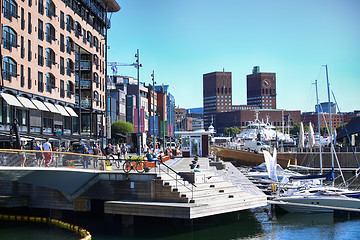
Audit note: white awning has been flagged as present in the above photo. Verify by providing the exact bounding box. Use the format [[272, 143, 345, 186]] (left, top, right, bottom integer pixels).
[[55, 104, 70, 116], [17, 96, 37, 109], [0, 92, 23, 107], [44, 102, 61, 114], [64, 106, 78, 117], [31, 99, 50, 111]]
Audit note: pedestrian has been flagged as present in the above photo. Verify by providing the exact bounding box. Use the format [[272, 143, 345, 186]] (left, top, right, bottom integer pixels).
[[34, 141, 43, 167], [20, 140, 27, 167], [93, 144, 102, 156], [121, 143, 127, 157], [43, 138, 52, 167], [115, 144, 121, 159], [104, 143, 113, 156], [83, 147, 89, 168]]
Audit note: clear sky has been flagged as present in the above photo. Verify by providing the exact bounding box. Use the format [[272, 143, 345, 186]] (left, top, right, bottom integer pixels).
[[107, 0, 360, 113]]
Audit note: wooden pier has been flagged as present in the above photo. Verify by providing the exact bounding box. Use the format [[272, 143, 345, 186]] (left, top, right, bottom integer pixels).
[[0, 157, 267, 223]]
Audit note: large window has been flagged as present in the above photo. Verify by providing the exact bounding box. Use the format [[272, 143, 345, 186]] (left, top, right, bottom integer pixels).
[[74, 21, 82, 38], [46, 0, 56, 19], [3, 57, 17, 81], [66, 81, 74, 98], [60, 57, 64, 75], [66, 15, 74, 32], [66, 59, 74, 76], [60, 11, 64, 29], [46, 23, 56, 43], [3, 26, 17, 50], [4, 0, 18, 20], [46, 73, 55, 93], [60, 80, 64, 98], [45, 48, 56, 68], [38, 0, 44, 14]]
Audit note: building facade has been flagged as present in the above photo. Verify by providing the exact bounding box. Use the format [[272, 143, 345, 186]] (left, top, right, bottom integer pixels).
[[247, 66, 276, 109], [0, 0, 119, 146], [203, 71, 232, 129]]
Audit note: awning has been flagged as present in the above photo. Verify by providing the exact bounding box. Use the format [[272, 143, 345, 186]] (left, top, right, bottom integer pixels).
[[31, 99, 50, 111], [44, 102, 61, 114], [17, 96, 37, 109], [55, 104, 70, 116], [64, 106, 78, 117], [0, 92, 23, 107]]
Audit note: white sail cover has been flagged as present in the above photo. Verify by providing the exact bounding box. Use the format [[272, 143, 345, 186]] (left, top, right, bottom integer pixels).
[[308, 122, 315, 147], [263, 148, 278, 182], [299, 122, 305, 148]]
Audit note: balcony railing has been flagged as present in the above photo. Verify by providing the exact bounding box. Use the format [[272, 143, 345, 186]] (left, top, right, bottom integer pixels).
[[46, 33, 56, 43], [38, 30, 44, 40], [75, 80, 91, 89], [75, 61, 91, 70], [75, 96, 91, 108], [46, 58, 56, 68]]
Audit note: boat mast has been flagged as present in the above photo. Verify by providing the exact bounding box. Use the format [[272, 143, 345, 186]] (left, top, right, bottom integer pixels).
[[325, 65, 334, 186], [315, 80, 323, 175]]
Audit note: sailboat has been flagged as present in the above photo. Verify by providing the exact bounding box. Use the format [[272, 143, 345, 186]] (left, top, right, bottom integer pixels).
[[272, 65, 360, 214]]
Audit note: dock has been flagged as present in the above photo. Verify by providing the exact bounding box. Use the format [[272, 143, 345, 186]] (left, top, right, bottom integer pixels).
[[0, 156, 267, 223]]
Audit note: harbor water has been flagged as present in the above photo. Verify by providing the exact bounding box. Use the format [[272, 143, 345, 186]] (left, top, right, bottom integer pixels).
[[1, 206, 360, 240]]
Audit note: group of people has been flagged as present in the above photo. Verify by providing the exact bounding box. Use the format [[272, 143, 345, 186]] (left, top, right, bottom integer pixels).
[[19, 138, 53, 167]]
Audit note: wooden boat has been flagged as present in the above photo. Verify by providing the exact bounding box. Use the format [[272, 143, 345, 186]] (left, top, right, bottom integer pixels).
[[210, 146, 295, 168]]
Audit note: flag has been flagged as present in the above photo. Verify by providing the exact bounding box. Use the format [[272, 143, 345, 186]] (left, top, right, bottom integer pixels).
[[111, 65, 117, 74]]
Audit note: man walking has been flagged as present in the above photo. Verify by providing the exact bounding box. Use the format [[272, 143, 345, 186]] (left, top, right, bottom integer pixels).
[[43, 138, 52, 167]]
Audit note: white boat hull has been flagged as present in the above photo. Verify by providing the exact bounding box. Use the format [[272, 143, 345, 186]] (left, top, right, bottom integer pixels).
[[274, 195, 360, 213]]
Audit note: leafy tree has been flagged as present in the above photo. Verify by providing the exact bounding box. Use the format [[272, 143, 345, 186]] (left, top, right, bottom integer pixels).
[[111, 121, 134, 141], [290, 122, 309, 137], [223, 126, 242, 137]]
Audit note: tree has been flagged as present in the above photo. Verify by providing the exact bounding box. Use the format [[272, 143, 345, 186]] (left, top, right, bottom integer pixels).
[[223, 126, 242, 137], [290, 122, 309, 137], [111, 121, 134, 142]]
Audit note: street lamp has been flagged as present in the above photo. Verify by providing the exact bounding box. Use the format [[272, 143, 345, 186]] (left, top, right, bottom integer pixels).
[[135, 49, 142, 156], [151, 70, 156, 151]]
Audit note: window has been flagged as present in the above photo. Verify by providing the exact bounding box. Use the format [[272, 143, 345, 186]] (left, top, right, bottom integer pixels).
[[66, 59, 74, 76], [38, 45, 44, 66], [21, 8, 25, 30], [3, 57, 17, 81], [94, 72, 98, 87], [66, 81, 73, 98], [20, 36, 25, 58], [66, 15, 73, 32], [82, 29, 86, 43], [28, 12, 32, 34], [27, 67, 31, 89], [94, 37, 98, 51], [60, 57, 64, 75], [3, 26, 17, 50], [46, 73, 55, 93], [27, 40, 31, 61], [46, 0, 56, 19], [66, 37, 73, 54], [74, 21, 82, 38], [60, 80, 64, 98], [93, 55, 99, 69], [38, 0, 44, 15], [45, 48, 56, 68], [38, 72, 44, 92], [94, 91, 99, 106], [4, 0, 18, 20], [20, 65, 24, 87], [87, 31, 93, 46], [38, 19, 44, 40], [60, 11, 64, 29], [60, 34, 64, 52], [46, 23, 56, 43]]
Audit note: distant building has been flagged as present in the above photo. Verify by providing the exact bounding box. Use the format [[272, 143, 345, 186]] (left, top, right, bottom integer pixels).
[[216, 109, 301, 134], [247, 66, 277, 109], [203, 71, 232, 129], [186, 107, 203, 115], [315, 102, 336, 114]]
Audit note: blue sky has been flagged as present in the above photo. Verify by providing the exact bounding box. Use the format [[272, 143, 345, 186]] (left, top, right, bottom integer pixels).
[[107, 0, 360, 113]]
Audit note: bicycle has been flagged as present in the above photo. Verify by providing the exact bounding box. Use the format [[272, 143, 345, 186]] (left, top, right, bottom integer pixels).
[[122, 158, 146, 173]]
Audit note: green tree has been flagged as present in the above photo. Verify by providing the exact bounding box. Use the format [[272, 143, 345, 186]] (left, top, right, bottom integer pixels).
[[223, 126, 242, 137], [111, 120, 134, 141], [290, 122, 309, 137]]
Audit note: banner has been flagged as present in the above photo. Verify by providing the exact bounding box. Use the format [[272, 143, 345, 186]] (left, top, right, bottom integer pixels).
[[134, 108, 145, 133]]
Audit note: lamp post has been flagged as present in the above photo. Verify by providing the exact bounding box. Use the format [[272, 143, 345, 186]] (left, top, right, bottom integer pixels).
[[151, 70, 156, 152], [135, 49, 142, 156]]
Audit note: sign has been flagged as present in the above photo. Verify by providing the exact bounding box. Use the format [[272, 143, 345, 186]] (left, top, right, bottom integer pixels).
[[106, 116, 111, 139]]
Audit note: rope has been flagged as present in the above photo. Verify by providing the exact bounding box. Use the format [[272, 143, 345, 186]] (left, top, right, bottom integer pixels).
[[0, 213, 91, 240]]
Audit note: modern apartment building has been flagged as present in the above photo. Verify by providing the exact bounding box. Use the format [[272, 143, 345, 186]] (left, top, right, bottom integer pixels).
[[0, 0, 119, 146], [247, 66, 277, 109]]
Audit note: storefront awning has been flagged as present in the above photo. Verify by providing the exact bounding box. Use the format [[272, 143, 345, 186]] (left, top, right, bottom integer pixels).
[[17, 96, 37, 109], [0, 92, 23, 107], [64, 106, 78, 117], [44, 102, 61, 114], [31, 99, 50, 111], [55, 104, 70, 117]]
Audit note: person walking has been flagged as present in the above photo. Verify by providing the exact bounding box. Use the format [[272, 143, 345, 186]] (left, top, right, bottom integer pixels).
[[34, 141, 43, 167], [20, 140, 27, 167], [43, 138, 52, 167], [83, 147, 89, 168]]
